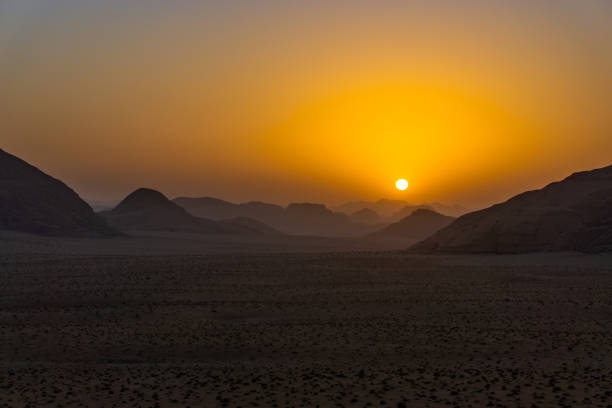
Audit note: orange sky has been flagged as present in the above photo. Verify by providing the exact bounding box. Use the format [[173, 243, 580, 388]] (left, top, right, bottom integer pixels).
[[1, 1, 611, 209]]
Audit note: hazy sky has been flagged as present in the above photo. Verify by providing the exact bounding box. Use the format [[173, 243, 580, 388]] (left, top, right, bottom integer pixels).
[[1, 0, 611, 208]]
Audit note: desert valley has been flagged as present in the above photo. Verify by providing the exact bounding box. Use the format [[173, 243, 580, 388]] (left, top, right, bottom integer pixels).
[[1, 149, 611, 407], [2, 2, 612, 406]]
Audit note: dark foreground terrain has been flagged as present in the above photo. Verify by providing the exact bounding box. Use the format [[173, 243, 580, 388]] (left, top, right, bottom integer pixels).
[[1, 243, 611, 407]]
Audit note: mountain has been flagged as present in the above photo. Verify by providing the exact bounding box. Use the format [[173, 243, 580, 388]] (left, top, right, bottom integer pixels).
[[388, 204, 435, 222], [86, 199, 120, 212], [413, 165, 612, 253], [335, 199, 470, 219], [281, 203, 360, 236], [220, 217, 280, 235], [279, 203, 386, 236], [103, 189, 279, 235], [285, 203, 341, 219], [335, 199, 411, 218], [102, 189, 224, 233], [173, 197, 234, 218], [173, 197, 284, 223], [350, 208, 381, 224], [369, 209, 455, 240], [174, 197, 380, 236], [0, 149, 117, 236], [425, 202, 471, 218]]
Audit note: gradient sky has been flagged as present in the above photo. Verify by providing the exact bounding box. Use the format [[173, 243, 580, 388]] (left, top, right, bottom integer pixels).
[[1, 0, 611, 208]]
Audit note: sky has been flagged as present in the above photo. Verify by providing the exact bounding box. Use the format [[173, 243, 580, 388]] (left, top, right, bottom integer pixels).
[[1, 0, 611, 209]]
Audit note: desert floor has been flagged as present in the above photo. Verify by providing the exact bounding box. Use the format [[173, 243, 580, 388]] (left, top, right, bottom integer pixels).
[[1, 235, 611, 407]]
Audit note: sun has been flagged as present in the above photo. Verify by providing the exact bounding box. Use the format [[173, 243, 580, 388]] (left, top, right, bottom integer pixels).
[[395, 179, 409, 191]]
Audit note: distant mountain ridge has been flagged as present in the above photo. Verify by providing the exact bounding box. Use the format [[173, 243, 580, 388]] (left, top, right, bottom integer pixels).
[[173, 197, 284, 224], [334, 199, 469, 219], [389, 204, 435, 221], [413, 164, 612, 253], [115, 188, 182, 214], [282, 203, 362, 236], [103, 189, 281, 235], [174, 196, 387, 236], [173, 196, 470, 237], [369, 209, 455, 240], [350, 208, 381, 224], [5, 147, 610, 251], [0, 149, 117, 236]]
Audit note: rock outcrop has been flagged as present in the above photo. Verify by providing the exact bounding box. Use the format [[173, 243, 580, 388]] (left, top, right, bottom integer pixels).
[[0, 149, 117, 236], [413, 165, 612, 253]]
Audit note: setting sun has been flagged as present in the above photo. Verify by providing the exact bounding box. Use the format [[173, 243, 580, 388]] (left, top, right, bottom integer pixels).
[[395, 179, 409, 191]]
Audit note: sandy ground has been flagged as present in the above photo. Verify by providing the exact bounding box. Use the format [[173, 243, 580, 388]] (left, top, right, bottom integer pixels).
[[0, 236, 611, 407], [0, 231, 417, 257]]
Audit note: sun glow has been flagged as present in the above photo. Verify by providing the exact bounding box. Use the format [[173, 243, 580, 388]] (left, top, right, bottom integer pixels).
[[259, 84, 542, 203], [396, 179, 409, 191], [4, 1, 610, 207]]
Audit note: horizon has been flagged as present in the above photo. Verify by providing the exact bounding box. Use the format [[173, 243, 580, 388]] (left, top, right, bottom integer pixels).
[[84, 194, 470, 215], [13, 146, 610, 214], [2, 1, 612, 208]]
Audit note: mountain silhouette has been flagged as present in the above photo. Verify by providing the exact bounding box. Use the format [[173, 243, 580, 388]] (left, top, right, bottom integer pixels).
[[350, 208, 381, 224], [103, 189, 279, 235], [369, 209, 455, 240], [0, 149, 117, 236], [222, 217, 281, 235], [281, 203, 361, 236], [424, 202, 471, 218], [285, 203, 341, 219], [173, 197, 284, 224], [114, 188, 183, 214], [413, 165, 612, 253], [335, 199, 469, 219], [335, 199, 412, 218], [174, 198, 381, 236], [388, 204, 436, 222]]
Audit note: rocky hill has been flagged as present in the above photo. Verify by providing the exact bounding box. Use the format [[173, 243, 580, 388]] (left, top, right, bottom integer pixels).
[[103, 189, 279, 235], [369, 209, 455, 240], [412, 165, 612, 253], [0, 149, 117, 236]]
